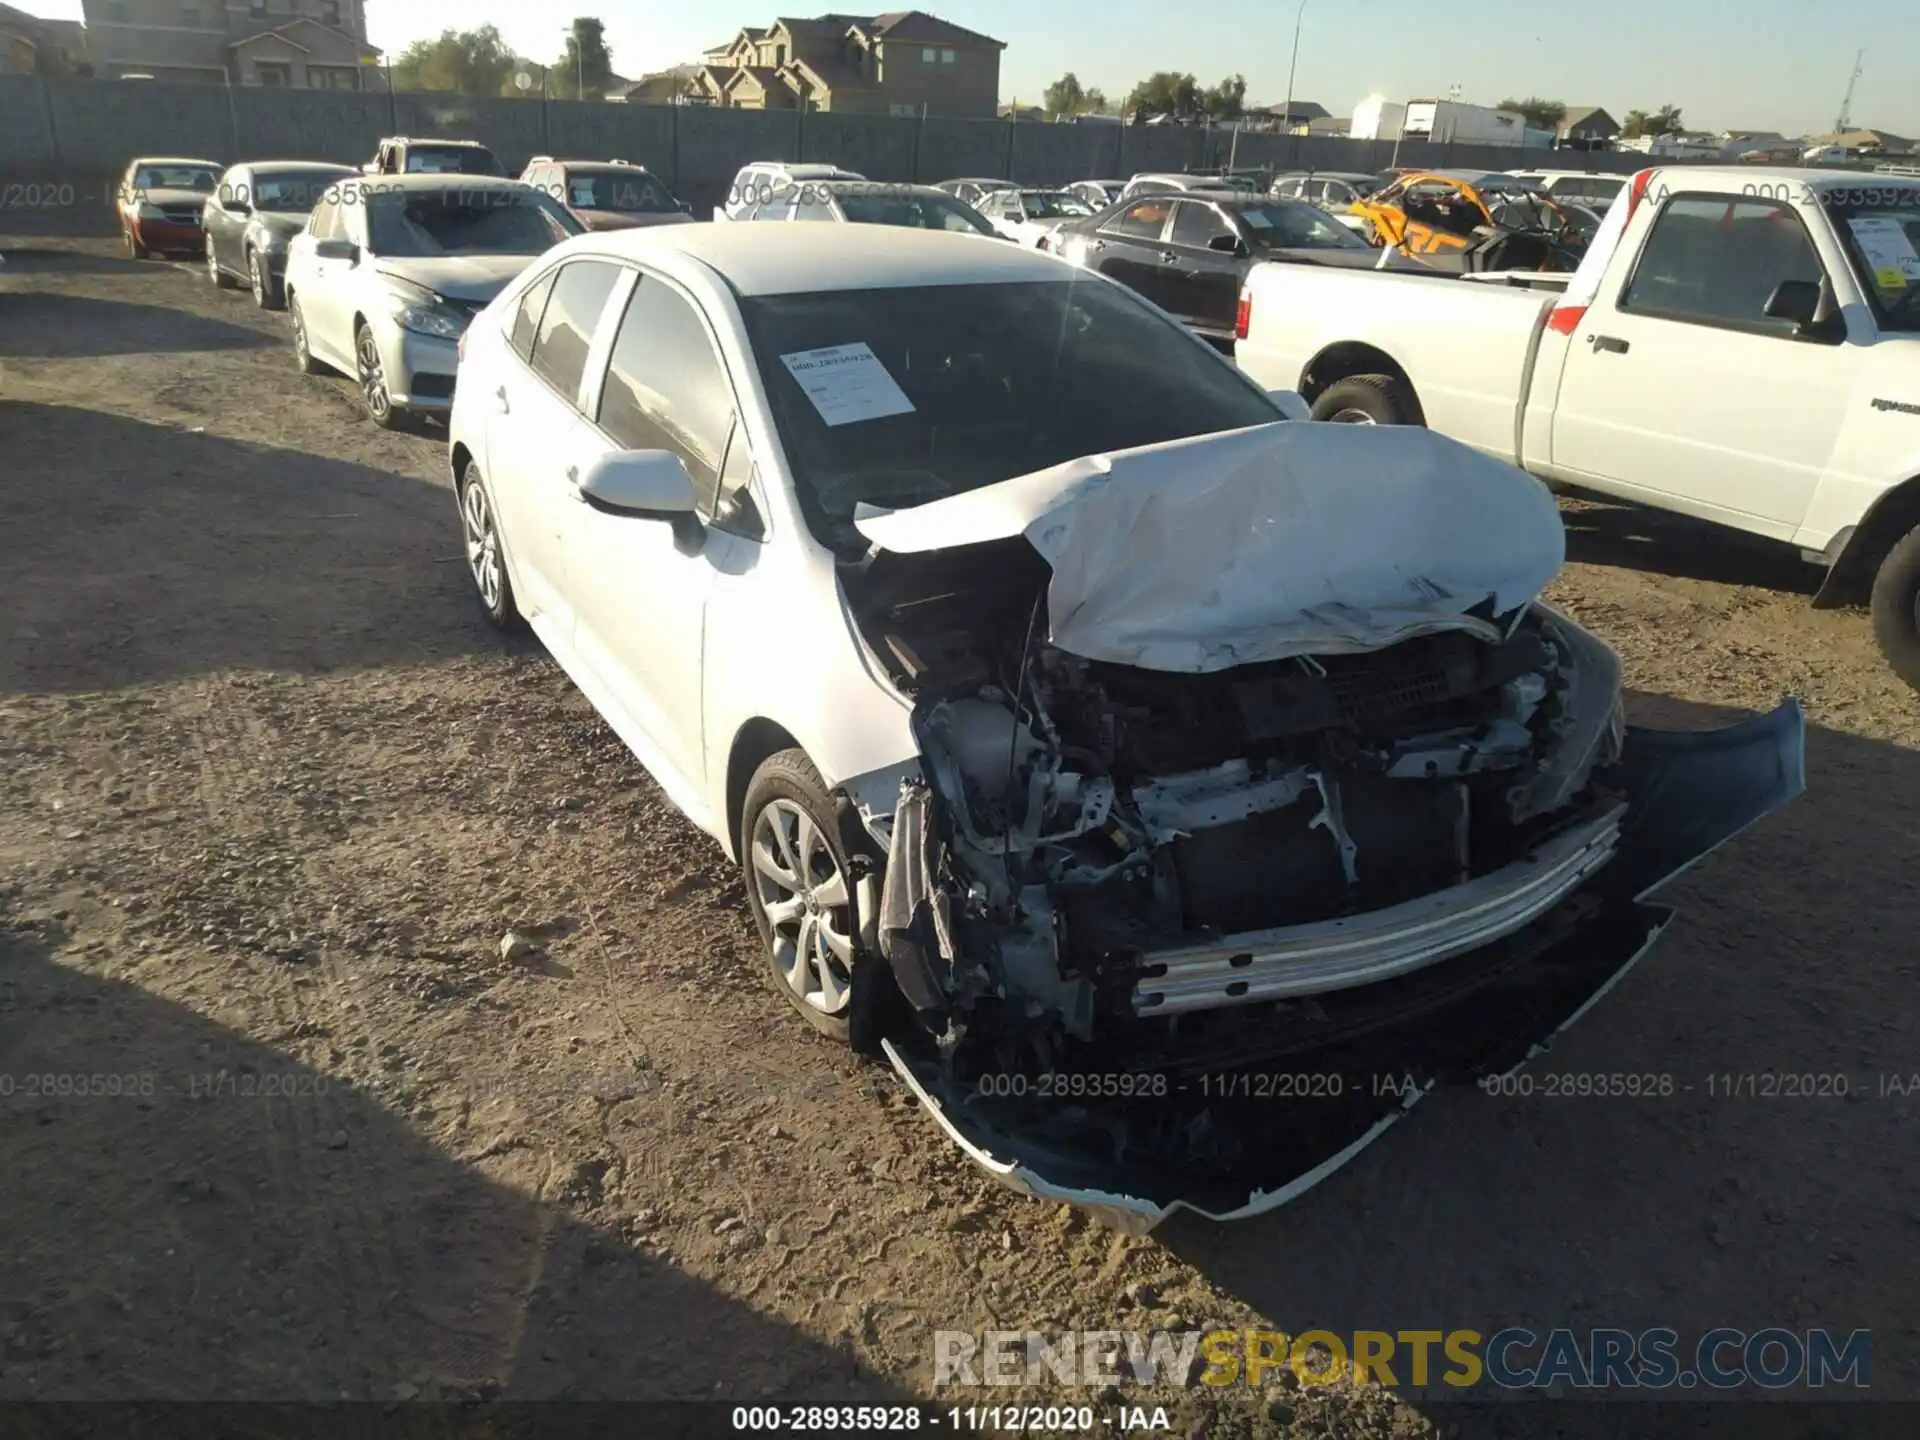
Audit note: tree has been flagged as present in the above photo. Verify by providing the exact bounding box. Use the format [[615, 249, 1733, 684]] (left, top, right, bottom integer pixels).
[[1622, 105, 1685, 138], [554, 16, 615, 100], [1044, 72, 1087, 117], [1124, 71, 1200, 120], [1083, 87, 1110, 115], [1498, 95, 1566, 131], [1203, 73, 1247, 121], [391, 25, 519, 96]]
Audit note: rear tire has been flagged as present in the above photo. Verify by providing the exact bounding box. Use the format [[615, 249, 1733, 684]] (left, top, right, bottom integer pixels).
[[1310, 373, 1422, 426], [456, 462, 524, 633], [740, 749, 895, 1051], [249, 248, 281, 310], [1869, 523, 1920, 694]]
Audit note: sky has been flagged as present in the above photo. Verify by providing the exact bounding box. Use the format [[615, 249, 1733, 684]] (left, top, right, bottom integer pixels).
[[31, 0, 1916, 139]]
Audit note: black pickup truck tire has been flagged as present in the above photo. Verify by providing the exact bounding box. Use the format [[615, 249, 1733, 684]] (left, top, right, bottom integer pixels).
[[1310, 374, 1422, 426], [1869, 523, 1920, 693]]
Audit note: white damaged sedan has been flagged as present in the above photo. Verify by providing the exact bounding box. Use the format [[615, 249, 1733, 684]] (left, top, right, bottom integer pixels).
[[448, 225, 1804, 1229]]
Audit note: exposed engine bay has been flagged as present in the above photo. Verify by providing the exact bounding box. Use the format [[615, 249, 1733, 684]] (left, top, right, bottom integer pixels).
[[847, 535, 1624, 1062], [830, 424, 1803, 1227]]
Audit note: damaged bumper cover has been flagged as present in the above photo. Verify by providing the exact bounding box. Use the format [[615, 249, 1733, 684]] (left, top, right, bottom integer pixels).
[[881, 701, 1805, 1231]]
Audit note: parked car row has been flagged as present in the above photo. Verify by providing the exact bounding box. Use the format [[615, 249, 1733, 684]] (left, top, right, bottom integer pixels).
[[129, 138, 1807, 1228]]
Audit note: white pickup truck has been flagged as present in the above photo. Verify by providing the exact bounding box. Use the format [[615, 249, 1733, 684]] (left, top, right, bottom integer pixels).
[[1234, 165, 1920, 689]]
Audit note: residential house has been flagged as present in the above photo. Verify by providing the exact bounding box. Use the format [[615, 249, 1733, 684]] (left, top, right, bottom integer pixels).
[[0, 2, 88, 74], [1555, 105, 1618, 150], [1247, 99, 1327, 130], [998, 101, 1040, 121], [689, 11, 1004, 117], [79, 0, 381, 87], [622, 64, 700, 104], [1301, 115, 1348, 137], [1802, 127, 1912, 155]]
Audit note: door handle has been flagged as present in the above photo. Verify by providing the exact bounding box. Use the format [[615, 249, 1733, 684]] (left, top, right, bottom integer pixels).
[[493, 385, 510, 413], [1589, 334, 1630, 354], [1159, 249, 1181, 263]]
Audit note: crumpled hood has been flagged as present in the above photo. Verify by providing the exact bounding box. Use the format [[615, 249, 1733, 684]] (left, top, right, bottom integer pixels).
[[372, 254, 539, 302], [853, 421, 1566, 672]]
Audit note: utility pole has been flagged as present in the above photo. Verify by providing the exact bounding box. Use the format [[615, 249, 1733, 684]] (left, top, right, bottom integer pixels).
[[1280, 0, 1309, 164]]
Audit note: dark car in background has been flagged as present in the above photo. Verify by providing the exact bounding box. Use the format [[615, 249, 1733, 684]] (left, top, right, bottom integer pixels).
[[1051, 189, 1381, 346], [1271, 170, 1381, 233], [518, 157, 693, 231], [203, 161, 358, 309]]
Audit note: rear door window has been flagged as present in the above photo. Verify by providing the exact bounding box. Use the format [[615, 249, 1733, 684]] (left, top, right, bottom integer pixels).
[[510, 268, 559, 361], [526, 260, 623, 405], [596, 273, 737, 512], [1104, 198, 1172, 240], [1170, 200, 1234, 250]]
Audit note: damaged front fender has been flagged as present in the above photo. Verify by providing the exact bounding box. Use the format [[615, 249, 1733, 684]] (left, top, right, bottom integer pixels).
[[884, 700, 1805, 1231]]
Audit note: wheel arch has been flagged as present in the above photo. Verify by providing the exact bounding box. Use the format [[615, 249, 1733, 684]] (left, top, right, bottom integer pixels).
[[724, 718, 804, 864], [1813, 474, 1920, 609], [1299, 341, 1420, 411]]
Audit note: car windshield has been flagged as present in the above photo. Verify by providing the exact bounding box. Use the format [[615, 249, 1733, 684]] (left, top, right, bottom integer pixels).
[[251, 170, 345, 213], [567, 170, 677, 212], [1829, 197, 1920, 330], [1018, 192, 1091, 219], [1235, 203, 1368, 249], [836, 192, 997, 234], [134, 165, 217, 191], [403, 146, 502, 175], [739, 279, 1281, 551], [365, 188, 580, 256]]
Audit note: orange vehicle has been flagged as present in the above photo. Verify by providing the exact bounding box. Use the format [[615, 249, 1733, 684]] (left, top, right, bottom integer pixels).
[[1350, 168, 1593, 272]]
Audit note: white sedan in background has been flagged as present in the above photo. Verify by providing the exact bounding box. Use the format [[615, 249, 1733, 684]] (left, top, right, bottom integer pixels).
[[444, 223, 1801, 1229], [283, 174, 580, 428], [974, 187, 1095, 247]]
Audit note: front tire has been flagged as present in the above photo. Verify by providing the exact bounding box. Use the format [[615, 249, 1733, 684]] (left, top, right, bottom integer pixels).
[[1310, 373, 1422, 426], [457, 462, 523, 632], [741, 750, 888, 1048], [355, 321, 403, 430], [1869, 523, 1920, 693]]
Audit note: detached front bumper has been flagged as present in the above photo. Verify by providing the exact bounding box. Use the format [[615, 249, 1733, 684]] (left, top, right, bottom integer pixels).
[[887, 700, 1805, 1232]]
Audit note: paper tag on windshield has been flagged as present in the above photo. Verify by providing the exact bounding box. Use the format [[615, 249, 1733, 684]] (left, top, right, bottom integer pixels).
[[779, 343, 915, 427], [1241, 210, 1273, 229], [1848, 216, 1920, 285]]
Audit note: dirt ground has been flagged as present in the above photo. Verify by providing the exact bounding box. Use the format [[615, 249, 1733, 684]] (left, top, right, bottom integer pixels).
[[3, 237, 1918, 1436]]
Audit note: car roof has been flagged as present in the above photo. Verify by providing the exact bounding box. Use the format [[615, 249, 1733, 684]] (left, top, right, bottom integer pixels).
[[818, 181, 945, 197], [387, 137, 493, 148], [741, 162, 859, 178], [573, 222, 1072, 297], [1277, 170, 1373, 181], [241, 160, 358, 171], [130, 156, 221, 166], [338, 174, 534, 192], [554, 160, 658, 172]]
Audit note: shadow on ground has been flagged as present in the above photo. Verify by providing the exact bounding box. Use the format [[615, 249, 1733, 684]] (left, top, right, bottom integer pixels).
[[0, 246, 157, 278], [0, 919, 920, 1407], [0, 401, 514, 694], [1560, 497, 1823, 597], [0, 292, 273, 359], [1164, 691, 1919, 1421]]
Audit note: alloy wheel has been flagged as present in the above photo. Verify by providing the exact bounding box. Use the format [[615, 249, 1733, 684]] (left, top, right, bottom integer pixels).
[[205, 239, 220, 284], [292, 302, 310, 366], [249, 251, 265, 306], [460, 479, 503, 614], [750, 798, 855, 1015], [356, 328, 390, 421], [1327, 408, 1378, 425]]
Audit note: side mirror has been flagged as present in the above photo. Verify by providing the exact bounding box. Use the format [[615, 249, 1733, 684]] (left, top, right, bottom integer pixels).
[[1207, 233, 1244, 255], [577, 450, 706, 552], [1762, 279, 1821, 327], [313, 238, 359, 262], [678, 200, 692, 213]]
